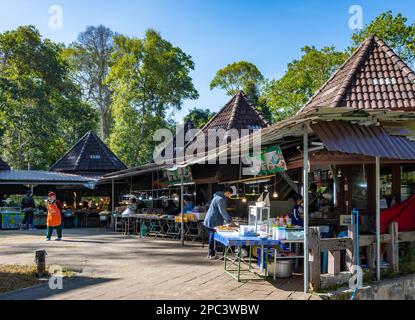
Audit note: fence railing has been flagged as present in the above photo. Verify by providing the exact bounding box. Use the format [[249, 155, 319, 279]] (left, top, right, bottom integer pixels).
[[308, 223, 415, 290]]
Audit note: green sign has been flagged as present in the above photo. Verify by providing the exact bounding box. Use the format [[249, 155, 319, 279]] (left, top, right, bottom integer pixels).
[[164, 166, 193, 185], [259, 145, 287, 175]]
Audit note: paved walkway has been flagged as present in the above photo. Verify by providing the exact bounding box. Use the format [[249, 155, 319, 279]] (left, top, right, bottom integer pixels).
[[0, 229, 319, 300]]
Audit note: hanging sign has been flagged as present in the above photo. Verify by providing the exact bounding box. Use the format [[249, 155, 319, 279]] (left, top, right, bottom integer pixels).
[[258, 145, 287, 175], [164, 166, 193, 185]]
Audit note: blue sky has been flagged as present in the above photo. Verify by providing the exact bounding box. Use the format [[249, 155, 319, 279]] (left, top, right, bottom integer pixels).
[[1, 0, 415, 121]]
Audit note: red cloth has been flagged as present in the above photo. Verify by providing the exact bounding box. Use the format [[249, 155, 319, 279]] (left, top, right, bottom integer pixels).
[[380, 195, 415, 234]]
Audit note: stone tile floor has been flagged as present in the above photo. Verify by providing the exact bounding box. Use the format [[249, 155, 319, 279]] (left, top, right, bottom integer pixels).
[[0, 228, 319, 300]]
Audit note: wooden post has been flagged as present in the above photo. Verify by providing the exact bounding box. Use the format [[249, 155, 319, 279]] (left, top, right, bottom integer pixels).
[[35, 250, 47, 278], [346, 225, 356, 271], [328, 250, 341, 275], [367, 243, 376, 270], [309, 227, 321, 291], [386, 222, 399, 273]]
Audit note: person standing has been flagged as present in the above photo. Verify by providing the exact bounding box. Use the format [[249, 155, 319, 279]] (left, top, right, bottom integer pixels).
[[20, 190, 36, 231], [203, 187, 235, 260], [46, 192, 63, 241], [290, 195, 304, 227]]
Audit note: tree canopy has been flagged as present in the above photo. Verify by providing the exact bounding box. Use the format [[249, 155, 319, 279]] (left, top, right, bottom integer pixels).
[[106, 29, 199, 167], [65, 25, 116, 140], [262, 46, 348, 121], [210, 61, 264, 96], [0, 26, 97, 170], [184, 108, 216, 129], [351, 11, 415, 67]]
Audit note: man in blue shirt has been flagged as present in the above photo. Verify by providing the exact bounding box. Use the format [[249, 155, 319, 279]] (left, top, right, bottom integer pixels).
[[204, 187, 234, 260]]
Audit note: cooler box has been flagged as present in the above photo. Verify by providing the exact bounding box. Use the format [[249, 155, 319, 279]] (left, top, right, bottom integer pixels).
[[0, 208, 24, 229]]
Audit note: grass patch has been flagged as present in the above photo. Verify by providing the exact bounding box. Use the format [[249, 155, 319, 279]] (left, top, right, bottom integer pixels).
[[0, 264, 77, 294], [0, 264, 45, 294]]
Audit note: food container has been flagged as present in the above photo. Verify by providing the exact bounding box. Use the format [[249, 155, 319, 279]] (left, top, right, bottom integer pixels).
[[285, 228, 304, 241], [270, 260, 293, 278], [272, 227, 286, 240], [240, 225, 256, 237]]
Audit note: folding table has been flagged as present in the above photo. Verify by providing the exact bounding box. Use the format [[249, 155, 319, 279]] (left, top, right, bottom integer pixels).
[[214, 231, 282, 282]]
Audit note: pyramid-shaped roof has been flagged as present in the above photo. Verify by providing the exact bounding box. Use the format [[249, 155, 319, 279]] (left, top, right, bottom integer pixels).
[[0, 158, 10, 171], [182, 91, 268, 155], [201, 91, 268, 132], [50, 131, 127, 176], [300, 35, 415, 113]]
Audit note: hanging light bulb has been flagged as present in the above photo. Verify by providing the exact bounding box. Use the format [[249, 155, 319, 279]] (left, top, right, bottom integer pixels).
[[242, 197, 247, 203], [273, 192, 279, 199]]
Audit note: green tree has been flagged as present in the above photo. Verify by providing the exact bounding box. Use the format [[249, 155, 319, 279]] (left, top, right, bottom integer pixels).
[[243, 81, 273, 124], [107, 29, 199, 167], [263, 46, 348, 121], [351, 11, 415, 66], [210, 61, 264, 96], [0, 26, 98, 169], [184, 108, 216, 129], [65, 25, 116, 140]]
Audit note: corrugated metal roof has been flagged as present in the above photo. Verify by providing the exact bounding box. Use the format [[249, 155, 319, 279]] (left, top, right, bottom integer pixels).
[[0, 170, 96, 185], [99, 164, 172, 183], [311, 121, 415, 160]]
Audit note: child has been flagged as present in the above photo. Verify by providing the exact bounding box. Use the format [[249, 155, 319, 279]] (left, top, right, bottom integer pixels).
[[46, 192, 63, 241]]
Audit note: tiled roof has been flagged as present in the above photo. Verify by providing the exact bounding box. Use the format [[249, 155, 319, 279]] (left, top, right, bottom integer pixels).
[[202, 91, 268, 132], [0, 158, 10, 171], [300, 35, 415, 113], [49, 131, 127, 175], [184, 91, 269, 154]]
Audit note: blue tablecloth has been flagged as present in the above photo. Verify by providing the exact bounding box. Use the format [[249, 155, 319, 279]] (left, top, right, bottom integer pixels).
[[214, 231, 282, 247]]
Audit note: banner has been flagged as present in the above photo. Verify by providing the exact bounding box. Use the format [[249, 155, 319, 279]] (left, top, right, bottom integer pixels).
[[259, 145, 287, 175], [164, 166, 193, 185]]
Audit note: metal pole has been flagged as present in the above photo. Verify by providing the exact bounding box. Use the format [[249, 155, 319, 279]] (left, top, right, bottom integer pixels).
[[303, 125, 309, 293], [376, 157, 381, 281], [112, 179, 115, 214], [112, 178, 115, 231], [180, 171, 185, 246]]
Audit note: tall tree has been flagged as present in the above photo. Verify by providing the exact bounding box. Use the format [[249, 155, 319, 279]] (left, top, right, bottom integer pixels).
[[0, 26, 98, 170], [65, 25, 115, 140], [263, 46, 348, 121], [210, 61, 264, 96], [107, 29, 199, 167], [351, 11, 415, 67], [184, 108, 216, 129]]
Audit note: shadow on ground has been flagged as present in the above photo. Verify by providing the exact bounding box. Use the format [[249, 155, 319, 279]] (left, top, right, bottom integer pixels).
[[0, 276, 115, 300]]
